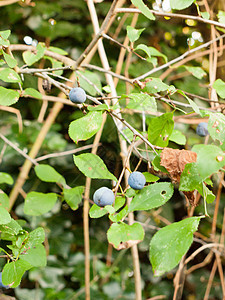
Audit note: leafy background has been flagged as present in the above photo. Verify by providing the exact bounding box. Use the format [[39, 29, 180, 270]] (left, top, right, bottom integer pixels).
[[0, 0, 225, 299]]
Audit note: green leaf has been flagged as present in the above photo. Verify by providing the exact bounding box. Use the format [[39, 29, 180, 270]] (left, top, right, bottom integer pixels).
[[24, 88, 43, 99], [0, 30, 10, 47], [0, 68, 21, 83], [2, 260, 32, 288], [20, 244, 47, 267], [89, 204, 108, 218], [135, 44, 167, 63], [148, 112, 174, 147], [126, 93, 157, 112], [0, 219, 22, 236], [131, 0, 155, 20], [179, 162, 202, 191], [128, 182, 174, 212], [22, 43, 45, 66], [126, 26, 145, 43], [0, 192, 9, 209], [192, 144, 225, 180], [78, 70, 102, 96], [87, 104, 108, 111], [24, 192, 58, 216], [170, 0, 195, 10], [28, 227, 45, 247], [169, 129, 186, 145], [0, 86, 20, 106], [208, 112, 225, 143], [63, 186, 84, 210], [178, 90, 200, 115], [217, 11, 225, 24], [2, 50, 17, 68], [142, 77, 170, 94], [109, 205, 128, 222], [73, 153, 117, 181], [107, 222, 145, 249], [48, 46, 68, 55], [213, 79, 225, 98], [142, 172, 160, 182], [150, 217, 201, 276], [197, 184, 215, 204], [183, 66, 207, 79], [0, 30, 10, 40], [0, 207, 11, 224], [34, 164, 65, 185], [69, 112, 103, 143], [201, 12, 210, 20], [0, 172, 13, 185]]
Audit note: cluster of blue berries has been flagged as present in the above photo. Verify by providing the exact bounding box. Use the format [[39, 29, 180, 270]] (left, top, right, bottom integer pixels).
[[93, 172, 146, 207], [69, 87, 86, 104]]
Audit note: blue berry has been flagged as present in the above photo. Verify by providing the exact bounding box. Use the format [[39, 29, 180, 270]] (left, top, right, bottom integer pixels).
[[93, 187, 115, 207], [196, 122, 209, 137], [128, 171, 146, 190], [69, 87, 86, 103], [0, 272, 9, 289]]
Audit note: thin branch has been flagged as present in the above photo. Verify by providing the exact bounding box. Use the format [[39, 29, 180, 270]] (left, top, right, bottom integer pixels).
[[115, 8, 225, 30], [133, 33, 225, 81], [36, 144, 96, 162], [0, 133, 38, 166]]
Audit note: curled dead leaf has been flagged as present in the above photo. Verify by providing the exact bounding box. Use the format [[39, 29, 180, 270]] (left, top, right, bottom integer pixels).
[[160, 148, 197, 183]]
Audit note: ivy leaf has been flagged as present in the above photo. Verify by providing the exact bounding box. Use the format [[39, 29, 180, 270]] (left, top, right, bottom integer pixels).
[[126, 26, 145, 43], [150, 217, 201, 276], [130, 0, 155, 20], [128, 182, 174, 212], [73, 153, 117, 181], [24, 192, 58, 216], [107, 222, 145, 250], [148, 112, 174, 147], [69, 112, 103, 143]]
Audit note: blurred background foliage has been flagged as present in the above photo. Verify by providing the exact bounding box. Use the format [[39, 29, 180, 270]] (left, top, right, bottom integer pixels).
[[0, 0, 225, 299]]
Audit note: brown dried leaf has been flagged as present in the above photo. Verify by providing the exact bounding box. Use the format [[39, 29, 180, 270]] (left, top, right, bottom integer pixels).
[[160, 148, 197, 182]]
